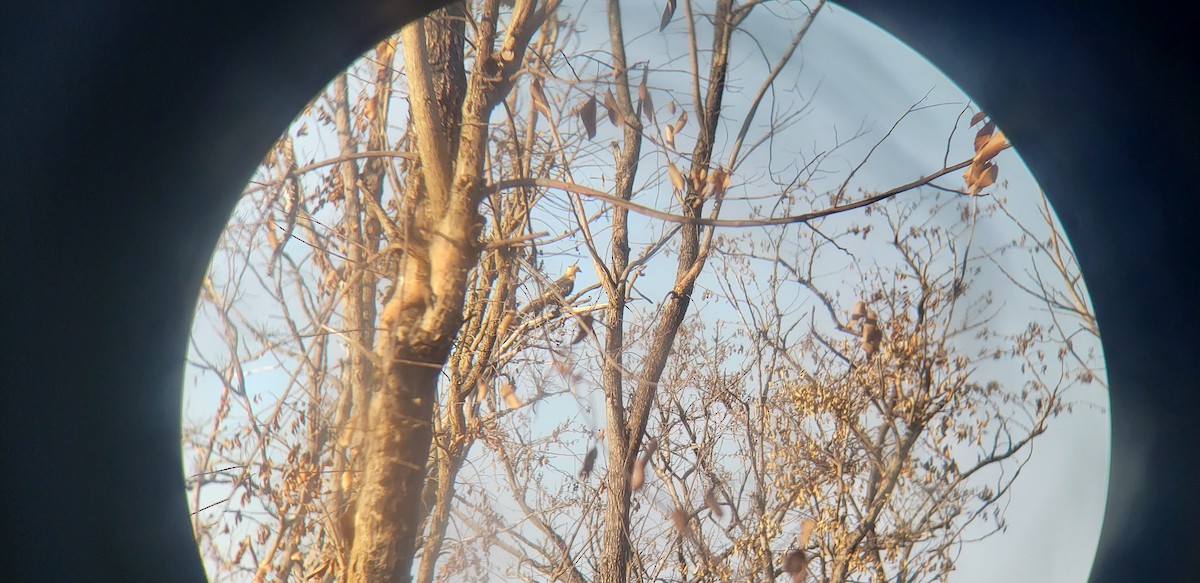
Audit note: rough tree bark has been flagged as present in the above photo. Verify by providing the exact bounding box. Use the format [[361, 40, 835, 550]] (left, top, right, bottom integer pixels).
[[597, 1, 735, 581], [345, 2, 548, 581]]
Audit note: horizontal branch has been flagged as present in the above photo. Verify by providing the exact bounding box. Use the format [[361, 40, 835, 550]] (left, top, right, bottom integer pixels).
[[478, 154, 990, 229], [244, 150, 416, 194], [292, 150, 415, 176]]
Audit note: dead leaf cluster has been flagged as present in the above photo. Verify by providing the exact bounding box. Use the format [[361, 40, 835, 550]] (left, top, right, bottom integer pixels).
[[849, 300, 883, 358], [963, 111, 1007, 194]]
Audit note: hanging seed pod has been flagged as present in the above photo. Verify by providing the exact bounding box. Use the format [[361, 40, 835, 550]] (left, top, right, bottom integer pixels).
[[663, 124, 676, 150], [850, 300, 868, 320], [667, 160, 686, 193], [673, 109, 688, 133]]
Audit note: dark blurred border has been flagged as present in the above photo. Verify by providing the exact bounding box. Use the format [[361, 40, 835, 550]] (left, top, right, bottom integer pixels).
[[1, 1, 1195, 581]]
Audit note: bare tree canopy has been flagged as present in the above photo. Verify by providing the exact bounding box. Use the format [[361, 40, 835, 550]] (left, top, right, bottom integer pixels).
[[182, 2, 1106, 583]]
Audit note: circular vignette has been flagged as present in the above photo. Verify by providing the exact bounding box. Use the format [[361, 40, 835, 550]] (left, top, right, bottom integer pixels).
[[2, 2, 1198, 583]]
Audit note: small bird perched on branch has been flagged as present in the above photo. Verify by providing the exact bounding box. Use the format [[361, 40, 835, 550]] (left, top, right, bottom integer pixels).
[[521, 264, 581, 317]]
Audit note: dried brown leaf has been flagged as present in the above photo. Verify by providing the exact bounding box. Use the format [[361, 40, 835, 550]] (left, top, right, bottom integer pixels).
[[974, 129, 1008, 166], [580, 94, 598, 139], [973, 120, 996, 153], [660, 0, 677, 31], [970, 163, 999, 194], [604, 89, 620, 126], [663, 124, 676, 150], [963, 162, 981, 186], [638, 76, 655, 124], [970, 110, 988, 127], [667, 100, 677, 115]]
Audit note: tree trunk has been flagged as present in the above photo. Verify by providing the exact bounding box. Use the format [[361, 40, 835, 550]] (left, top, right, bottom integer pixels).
[[344, 2, 542, 579], [596, 2, 734, 582], [347, 363, 440, 583]]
